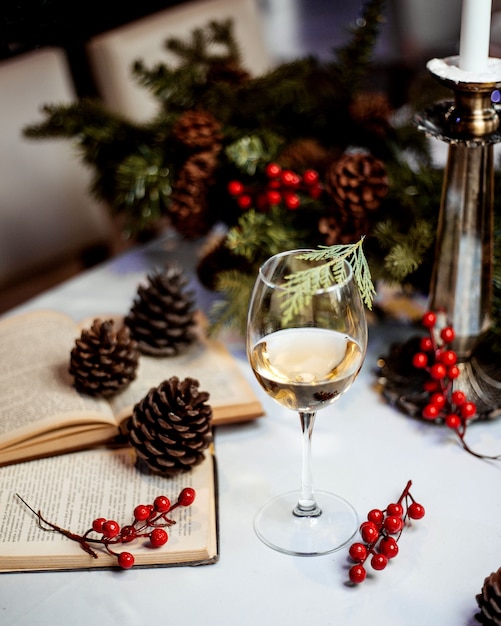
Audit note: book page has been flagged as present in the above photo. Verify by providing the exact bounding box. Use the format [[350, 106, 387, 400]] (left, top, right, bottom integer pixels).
[[0, 446, 217, 571], [109, 336, 263, 425], [0, 311, 116, 453]]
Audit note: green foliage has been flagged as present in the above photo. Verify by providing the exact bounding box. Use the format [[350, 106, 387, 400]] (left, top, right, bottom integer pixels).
[[279, 239, 375, 324], [209, 270, 256, 336]]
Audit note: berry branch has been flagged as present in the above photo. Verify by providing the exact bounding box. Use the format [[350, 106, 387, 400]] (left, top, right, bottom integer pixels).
[[412, 311, 501, 461], [16, 488, 196, 569], [348, 480, 425, 584]]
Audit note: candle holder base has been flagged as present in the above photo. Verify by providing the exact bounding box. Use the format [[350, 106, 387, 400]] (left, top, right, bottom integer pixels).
[[377, 332, 501, 422]]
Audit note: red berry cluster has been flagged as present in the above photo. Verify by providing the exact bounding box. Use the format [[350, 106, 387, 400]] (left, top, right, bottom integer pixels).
[[348, 480, 424, 584], [227, 162, 322, 211], [411, 311, 477, 431], [17, 488, 196, 569]]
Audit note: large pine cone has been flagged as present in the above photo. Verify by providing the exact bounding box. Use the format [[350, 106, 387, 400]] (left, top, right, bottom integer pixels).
[[476, 568, 501, 625], [125, 264, 197, 356], [325, 152, 389, 217], [349, 92, 393, 138], [69, 319, 139, 397], [127, 376, 213, 476]]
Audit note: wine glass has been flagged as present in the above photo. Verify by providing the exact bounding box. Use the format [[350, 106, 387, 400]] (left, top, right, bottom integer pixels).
[[246, 248, 368, 556]]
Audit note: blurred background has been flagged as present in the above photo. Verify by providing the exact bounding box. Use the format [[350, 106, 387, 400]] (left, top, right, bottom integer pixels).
[[0, 0, 495, 313], [0, 0, 467, 99]]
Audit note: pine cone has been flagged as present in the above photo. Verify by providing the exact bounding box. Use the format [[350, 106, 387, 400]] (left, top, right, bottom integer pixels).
[[69, 319, 139, 397], [476, 568, 501, 625], [349, 92, 393, 137], [318, 213, 369, 246], [171, 109, 223, 150], [325, 152, 389, 218], [127, 376, 213, 476], [277, 138, 334, 174], [125, 264, 197, 356], [169, 149, 220, 238]]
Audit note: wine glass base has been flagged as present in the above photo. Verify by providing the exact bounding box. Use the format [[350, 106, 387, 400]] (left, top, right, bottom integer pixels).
[[254, 490, 358, 556]]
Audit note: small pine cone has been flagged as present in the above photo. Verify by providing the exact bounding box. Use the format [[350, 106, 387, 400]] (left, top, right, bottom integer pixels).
[[476, 568, 501, 625], [277, 138, 334, 174], [125, 264, 197, 356], [169, 149, 220, 238], [69, 319, 139, 397], [171, 109, 223, 150], [349, 92, 393, 137], [318, 213, 369, 246], [127, 376, 213, 476], [325, 152, 389, 218]]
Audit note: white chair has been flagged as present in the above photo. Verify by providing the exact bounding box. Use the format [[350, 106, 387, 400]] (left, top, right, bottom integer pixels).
[[86, 0, 271, 122], [0, 46, 115, 298]]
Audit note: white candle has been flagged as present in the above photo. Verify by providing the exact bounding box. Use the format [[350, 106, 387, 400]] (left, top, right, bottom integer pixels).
[[459, 0, 492, 72]]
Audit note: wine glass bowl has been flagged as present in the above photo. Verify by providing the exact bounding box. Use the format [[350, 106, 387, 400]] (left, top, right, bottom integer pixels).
[[246, 249, 367, 555]]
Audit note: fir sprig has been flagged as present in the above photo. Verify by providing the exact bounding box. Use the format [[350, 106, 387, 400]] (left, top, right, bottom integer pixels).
[[280, 238, 375, 324]]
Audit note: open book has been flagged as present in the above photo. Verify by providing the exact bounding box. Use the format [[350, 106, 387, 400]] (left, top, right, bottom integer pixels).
[[0, 445, 218, 571], [0, 309, 263, 466]]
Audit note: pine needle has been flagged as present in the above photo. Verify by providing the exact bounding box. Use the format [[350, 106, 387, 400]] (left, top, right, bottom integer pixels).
[[280, 238, 375, 324]]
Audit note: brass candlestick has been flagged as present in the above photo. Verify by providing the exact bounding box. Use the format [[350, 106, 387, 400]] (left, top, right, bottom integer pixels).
[[379, 56, 501, 420]]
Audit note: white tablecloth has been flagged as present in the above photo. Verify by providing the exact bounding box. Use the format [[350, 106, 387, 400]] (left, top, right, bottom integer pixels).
[[1, 231, 500, 626]]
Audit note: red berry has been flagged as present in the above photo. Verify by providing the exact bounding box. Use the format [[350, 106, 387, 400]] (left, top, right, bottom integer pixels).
[[227, 180, 244, 196], [178, 487, 196, 507], [284, 192, 300, 210], [448, 365, 460, 379], [386, 503, 404, 518], [302, 169, 319, 185], [430, 393, 446, 409], [379, 536, 399, 559], [439, 350, 457, 366], [153, 496, 171, 513], [265, 162, 282, 178], [383, 515, 403, 534], [423, 380, 440, 393], [348, 542, 367, 563], [149, 528, 168, 548], [445, 413, 461, 429], [367, 508, 384, 527], [360, 521, 379, 543], [102, 520, 120, 539], [408, 502, 425, 520], [461, 401, 477, 419], [440, 326, 455, 343], [92, 517, 106, 533], [120, 525, 137, 543], [412, 352, 428, 368], [308, 184, 322, 199], [451, 390, 466, 406], [371, 553, 388, 571], [420, 337, 433, 352], [134, 504, 151, 522], [422, 312, 437, 328], [281, 170, 300, 186], [430, 363, 447, 380], [349, 564, 367, 584], [266, 190, 281, 205], [237, 194, 252, 209], [118, 551, 135, 569], [422, 403, 440, 420]]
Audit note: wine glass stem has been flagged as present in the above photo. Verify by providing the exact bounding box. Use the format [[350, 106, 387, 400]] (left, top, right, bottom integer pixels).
[[293, 411, 322, 518]]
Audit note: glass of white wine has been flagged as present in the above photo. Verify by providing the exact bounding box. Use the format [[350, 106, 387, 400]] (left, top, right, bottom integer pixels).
[[246, 248, 368, 556]]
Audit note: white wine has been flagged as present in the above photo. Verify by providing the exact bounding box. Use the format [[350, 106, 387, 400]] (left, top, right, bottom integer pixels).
[[250, 328, 364, 412]]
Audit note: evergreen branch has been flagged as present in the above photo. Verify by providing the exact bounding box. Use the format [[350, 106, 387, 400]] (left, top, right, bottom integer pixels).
[[209, 270, 256, 336], [280, 238, 375, 324], [330, 0, 386, 94]]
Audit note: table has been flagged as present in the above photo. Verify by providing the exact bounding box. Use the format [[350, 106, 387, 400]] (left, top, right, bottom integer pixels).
[[1, 231, 500, 626]]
